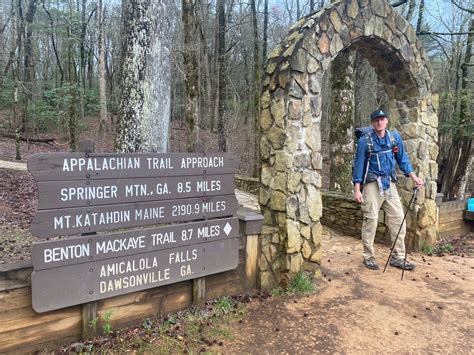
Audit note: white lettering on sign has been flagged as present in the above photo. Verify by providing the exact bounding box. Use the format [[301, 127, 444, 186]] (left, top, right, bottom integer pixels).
[[43, 244, 90, 263], [171, 203, 200, 217], [99, 269, 170, 294], [60, 186, 118, 201], [53, 211, 131, 230], [99, 257, 158, 277], [96, 236, 146, 255], [196, 180, 221, 192], [125, 184, 148, 197], [145, 157, 174, 170], [197, 225, 220, 239], [177, 182, 191, 193], [152, 231, 176, 246], [180, 264, 193, 276], [168, 249, 198, 264], [135, 207, 164, 221], [62, 157, 141, 172], [54, 215, 71, 229], [202, 200, 226, 213], [180, 156, 224, 169], [155, 183, 169, 195], [75, 211, 131, 228]]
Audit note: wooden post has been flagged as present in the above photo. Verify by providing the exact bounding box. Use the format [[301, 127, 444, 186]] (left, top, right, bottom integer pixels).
[[237, 208, 263, 290], [82, 302, 98, 339], [192, 278, 206, 307], [245, 234, 259, 289], [79, 139, 99, 339]]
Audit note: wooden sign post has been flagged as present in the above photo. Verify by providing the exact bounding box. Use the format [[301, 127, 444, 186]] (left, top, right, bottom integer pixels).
[[28, 145, 241, 317]]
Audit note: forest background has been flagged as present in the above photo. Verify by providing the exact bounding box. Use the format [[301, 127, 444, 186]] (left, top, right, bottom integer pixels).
[[0, 0, 472, 201]]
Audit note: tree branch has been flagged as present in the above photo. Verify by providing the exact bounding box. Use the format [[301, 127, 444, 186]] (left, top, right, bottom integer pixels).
[[418, 30, 474, 36], [428, 34, 449, 59], [451, 0, 474, 14], [390, 0, 408, 7]]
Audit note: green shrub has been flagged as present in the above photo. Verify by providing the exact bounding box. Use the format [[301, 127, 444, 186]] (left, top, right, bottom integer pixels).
[[288, 271, 315, 294]]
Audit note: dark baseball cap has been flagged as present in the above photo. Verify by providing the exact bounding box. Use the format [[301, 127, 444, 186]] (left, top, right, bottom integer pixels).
[[370, 109, 387, 120]]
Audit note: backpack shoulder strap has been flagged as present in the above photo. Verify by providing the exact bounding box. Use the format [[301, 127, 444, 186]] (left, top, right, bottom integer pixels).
[[364, 132, 374, 154], [387, 130, 397, 147]]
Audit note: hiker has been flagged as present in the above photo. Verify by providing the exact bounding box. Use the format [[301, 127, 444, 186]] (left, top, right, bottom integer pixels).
[[352, 109, 424, 271]]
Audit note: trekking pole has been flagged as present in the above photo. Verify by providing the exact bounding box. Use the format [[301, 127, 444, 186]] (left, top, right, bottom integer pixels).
[[400, 190, 419, 280], [383, 187, 419, 274]]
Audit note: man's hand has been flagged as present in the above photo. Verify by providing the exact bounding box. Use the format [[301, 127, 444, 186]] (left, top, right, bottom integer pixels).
[[354, 190, 363, 204], [354, 183, 363, 203], [410, 173, 424, 188]]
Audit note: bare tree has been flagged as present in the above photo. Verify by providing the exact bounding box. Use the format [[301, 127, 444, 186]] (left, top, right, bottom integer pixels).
[[405, 0, 417, 22], [216, 0, 227, 152], [262, 0, 268, 62], [251, 0, 260, 176], [116, 0, 172, 153], [97, 0, 107, 135], [416, 0, 424, 33], [440, 17, 473, 200], [21, 0, 37, 133], [183, 0, 199, 152]]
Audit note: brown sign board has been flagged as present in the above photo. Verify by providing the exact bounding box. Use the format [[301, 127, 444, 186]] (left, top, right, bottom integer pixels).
[[30, 195, 238, 238], [32, 238, 239, 313], [36, 174, 235, 209], [28, 153, 239, 181], [32, 217, 239, 270]]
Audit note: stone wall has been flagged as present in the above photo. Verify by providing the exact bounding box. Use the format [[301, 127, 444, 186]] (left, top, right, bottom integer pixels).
[[321, 191, 386, 243], [258, 0, 439, 289], [234, 175, 260, 195]]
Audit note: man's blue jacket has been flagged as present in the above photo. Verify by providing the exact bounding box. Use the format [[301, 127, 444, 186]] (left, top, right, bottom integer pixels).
[[352, 129, 414, 191]]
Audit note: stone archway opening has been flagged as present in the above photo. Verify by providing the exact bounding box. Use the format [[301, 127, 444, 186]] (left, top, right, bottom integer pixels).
[[258, 0, 439, 289]]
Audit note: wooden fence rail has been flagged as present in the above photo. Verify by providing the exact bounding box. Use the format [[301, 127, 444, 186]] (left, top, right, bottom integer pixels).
[[0, 209, 262, 354]]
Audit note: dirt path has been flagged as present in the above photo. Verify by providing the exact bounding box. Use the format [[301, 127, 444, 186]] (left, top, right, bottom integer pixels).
[[224, 231, 474, 354], [0, 160, 27, 171]]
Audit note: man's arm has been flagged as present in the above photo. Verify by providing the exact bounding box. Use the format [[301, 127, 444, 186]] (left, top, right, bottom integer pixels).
[[353, 138, 367, 203], [394, 132, 424, 188], [354, 182, 363, 203]]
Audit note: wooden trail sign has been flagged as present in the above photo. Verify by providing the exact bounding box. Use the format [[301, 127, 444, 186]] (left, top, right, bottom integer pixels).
[[28, 153, 239, 181], [36, 174, 235, 209], [32, 217, 239, 270], [29, 151, 242, 314], [32, 238, 239, 313], [30, 195, 238, 238]]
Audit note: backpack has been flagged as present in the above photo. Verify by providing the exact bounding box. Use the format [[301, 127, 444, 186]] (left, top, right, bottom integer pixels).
[[354, 126, 398, 155], [354, 127, 398, 184]]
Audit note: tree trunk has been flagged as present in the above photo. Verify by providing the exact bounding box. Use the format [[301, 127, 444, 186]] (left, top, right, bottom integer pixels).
[[21, 0, 37, 133], [77, 0, 86, 121], [216, 0, 226, 152], [42, 1, 64, 86], [1, 0, 19, 91], [183, 0, 199, 152], [262, 0, 268, 63], [251, 0, 260, 177], [67, 0, 78, 152], [97, 0, 107, 135], [440, 17, 473, 200], [196, 4, 212, 130], [416, 0, 424, 34], [329, 50, 355, 193], [115, 0, 172, 153], [405, 0, 417, 22]]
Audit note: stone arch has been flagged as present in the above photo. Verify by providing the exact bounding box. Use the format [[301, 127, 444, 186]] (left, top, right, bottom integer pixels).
[[259, 0, 439, 288]]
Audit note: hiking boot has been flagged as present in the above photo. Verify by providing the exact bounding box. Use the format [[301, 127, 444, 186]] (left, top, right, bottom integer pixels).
[[389, 258, 416, 271], [363, 258, 379, 270]]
